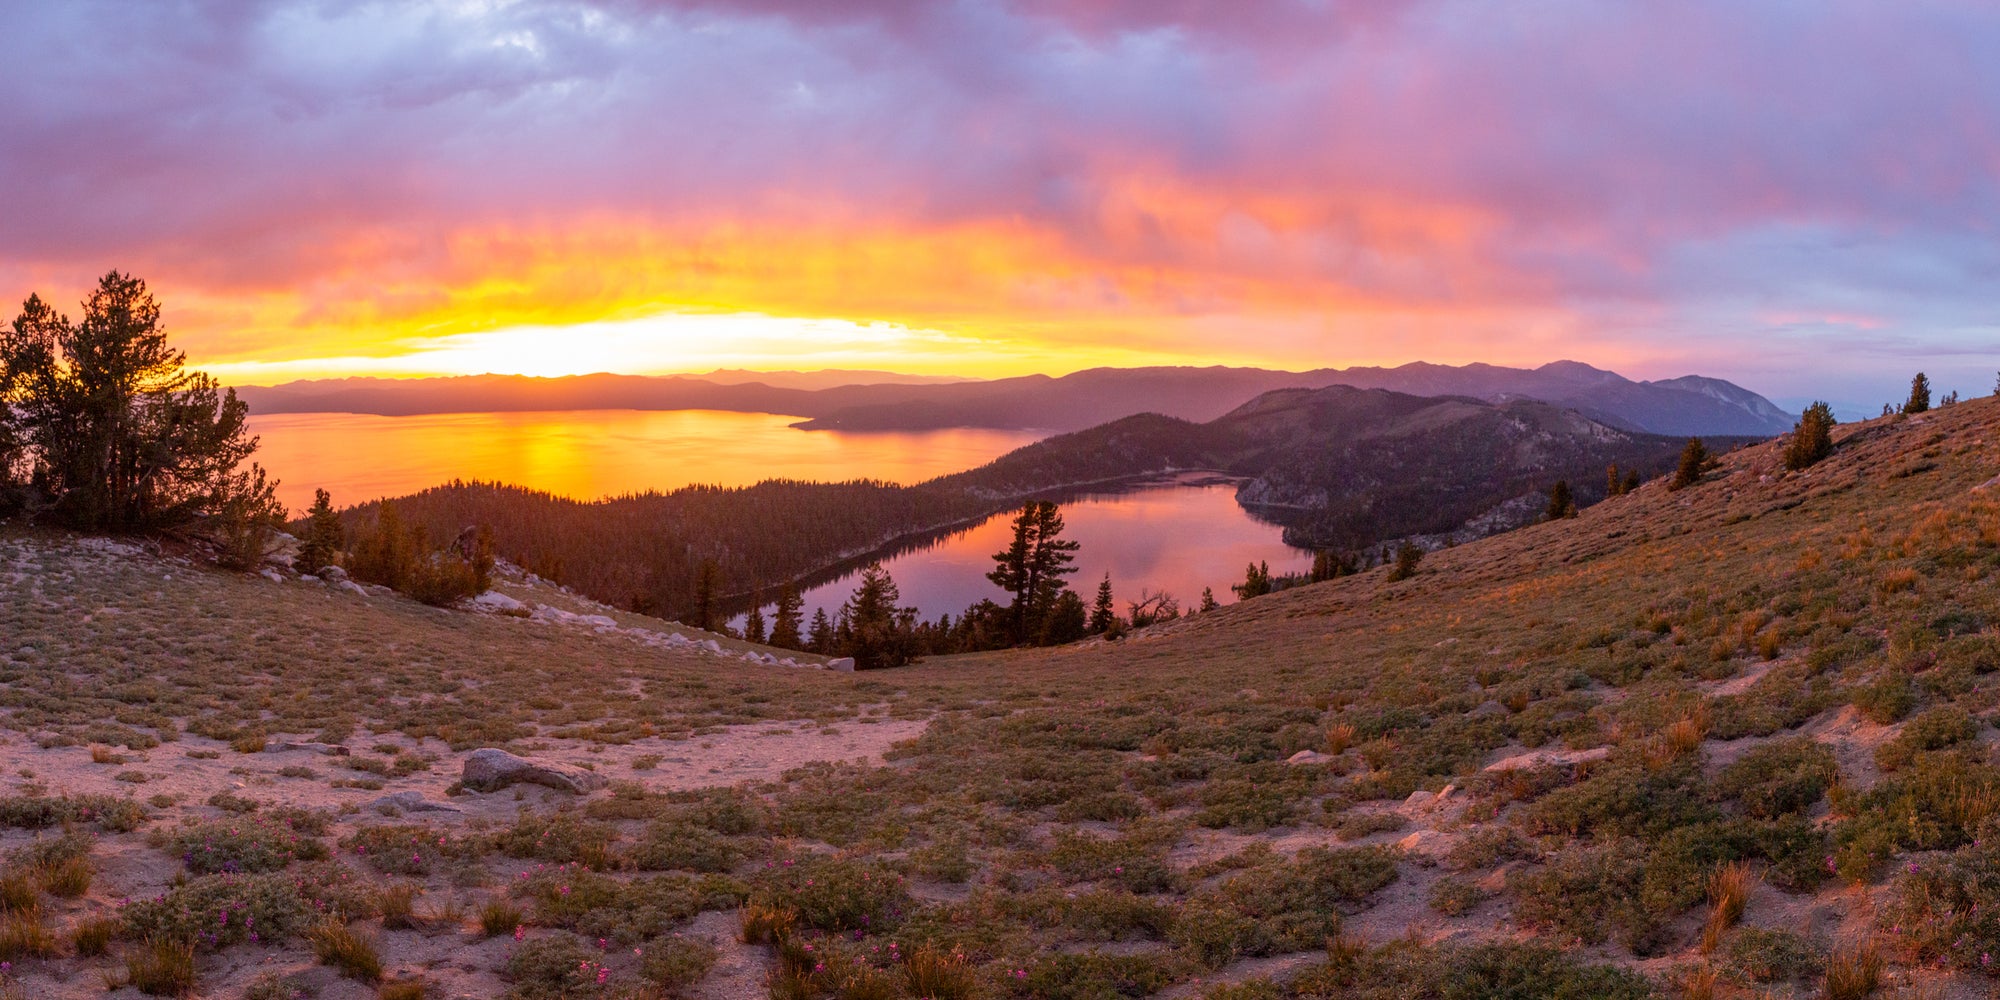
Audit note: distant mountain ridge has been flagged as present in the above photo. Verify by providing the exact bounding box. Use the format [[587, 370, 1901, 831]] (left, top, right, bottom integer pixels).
[[234, 361, 1793, 438]]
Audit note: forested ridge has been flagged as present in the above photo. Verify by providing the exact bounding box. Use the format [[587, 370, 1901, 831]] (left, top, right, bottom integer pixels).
[[340, 386, 1747, 621]]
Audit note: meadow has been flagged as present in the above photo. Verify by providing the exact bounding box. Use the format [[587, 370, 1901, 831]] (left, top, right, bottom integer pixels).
[[3, 396, 2000, 998]]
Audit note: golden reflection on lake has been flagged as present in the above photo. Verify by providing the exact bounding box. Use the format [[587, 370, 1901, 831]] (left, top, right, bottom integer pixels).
[[247, 409, 1044, 515]]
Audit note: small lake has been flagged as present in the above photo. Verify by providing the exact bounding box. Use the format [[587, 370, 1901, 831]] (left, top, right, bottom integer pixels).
[[247, 409, 1316, 624], [246, 409, 1043, 514], [744, 474, 1316, 625]]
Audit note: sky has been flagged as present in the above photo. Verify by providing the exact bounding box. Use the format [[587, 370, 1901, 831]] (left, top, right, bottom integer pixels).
[[2, 1, 1997, 408]]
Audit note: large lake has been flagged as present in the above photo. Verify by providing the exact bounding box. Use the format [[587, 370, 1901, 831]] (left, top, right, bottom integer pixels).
[[246, 409, 1041, 513], [247, 409, 1313, 619]]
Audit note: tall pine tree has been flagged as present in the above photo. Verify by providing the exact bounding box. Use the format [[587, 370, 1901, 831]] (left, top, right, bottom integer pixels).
[[769, 583, 804, 649], [1088, 573, 1117, 634], [295, 489, 345, 573]]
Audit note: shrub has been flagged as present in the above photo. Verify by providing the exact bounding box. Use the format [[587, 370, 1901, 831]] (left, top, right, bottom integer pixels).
[[1725, 927, 1823, 983], [126, 937, 198, 997], [639, 935, 719, 994], [1714, 737, 1837, 818], [1853, 673, 1917, 724], [1045, 829, 1182, 893], [625, 821, 747, 873], [750, 856, 911, 933], [308, 919, 383, 982], [1884, 835, 2000, 972], [170, 814, 328, 874], [493, 813, 617, 867], [0, 793, 146, 832], [1426, 873, 1490, 916], [504, 933, 614, 1000], [1520, 748, 1714, 839], [1833, 753, 2000, 880], [341, 824, 479, 876], [124, 864, 371, 951], [1172, 846, 1398, 965], [1876, 706, 1977, 772]]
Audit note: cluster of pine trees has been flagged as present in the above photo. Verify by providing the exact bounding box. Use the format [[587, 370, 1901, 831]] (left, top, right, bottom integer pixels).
[[0, 273, 281, 562]]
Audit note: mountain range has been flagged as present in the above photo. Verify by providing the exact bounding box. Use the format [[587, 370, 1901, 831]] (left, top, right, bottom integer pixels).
[[234, 361, 1795, 438]]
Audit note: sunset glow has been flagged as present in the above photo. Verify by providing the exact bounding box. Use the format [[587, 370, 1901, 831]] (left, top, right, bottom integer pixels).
[[5, 2, 1997, 402]]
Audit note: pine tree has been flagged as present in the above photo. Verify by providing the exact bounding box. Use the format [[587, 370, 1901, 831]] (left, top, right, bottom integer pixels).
[[1623, 469, 1641, 493], [1605, 464, 1622, 497], [1783, 401, 1836, 471], [743, 595, 767, 645], [1903, 372, 1931, 414], [1, 272, 275, 532], [806, 608, 832, 654], [1088, 573, 1117, 634], [1232, 560, 1272, 599], [987, 500, 1080, 645], [1038, 590, 1088, 645], [1670, 437, 1713, 491], [690, 558, 722, 631], [1546, 480, 1576, 520], [840, 562, 915, 669], [1387, 542, 1422, 582], [769, 583, 804, 649], [294, 488, 345, 573], [1200, 587, 1219, 612]]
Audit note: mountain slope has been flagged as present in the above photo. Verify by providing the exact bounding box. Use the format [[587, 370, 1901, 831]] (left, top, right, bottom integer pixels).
[[10, 397, 2000, 998], [236, 361, 1793, 437]]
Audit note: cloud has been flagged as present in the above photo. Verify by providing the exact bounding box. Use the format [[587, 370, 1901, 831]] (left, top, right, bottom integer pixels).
[[1, 0, 1996, 399]]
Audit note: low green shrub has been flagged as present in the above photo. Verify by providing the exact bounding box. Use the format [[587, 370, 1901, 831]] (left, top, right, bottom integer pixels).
[[169, 814, 328, 874], [749, 855, 910, 933], [1875, 706, 1977, 772], [1714, 736, 1838, 818]]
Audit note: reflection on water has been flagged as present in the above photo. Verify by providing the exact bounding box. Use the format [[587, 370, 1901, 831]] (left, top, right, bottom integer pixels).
[[246, 409, 1043, 514], [768, 478, 1315, 624]]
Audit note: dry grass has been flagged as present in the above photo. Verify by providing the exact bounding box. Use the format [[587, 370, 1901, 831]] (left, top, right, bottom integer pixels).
[[1700, 862, 1754, 952], [477, 898, 523, 938], [1825, 940, 1883, 1000], [307, 919, 383, 982], [125, 937, 197, 997], [902, 945, 979, 1000], [740, 901, 797, 944], [71, 914, 118, 957]]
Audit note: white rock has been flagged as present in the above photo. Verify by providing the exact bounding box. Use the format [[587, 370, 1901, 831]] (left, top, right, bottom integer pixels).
[[700, 639, 722, 653], [1286, 750, 1332, 765], [339, 581, 368, 597], [259, 568, 283, 583], [1482, 746, 1610, 772], [826, 657, 856, 672], [319, 565, 348, 582], [471, 591, 526, 612]]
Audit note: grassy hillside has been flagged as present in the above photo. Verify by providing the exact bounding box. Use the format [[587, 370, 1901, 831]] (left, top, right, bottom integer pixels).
[[2, 396, 1997, 997]]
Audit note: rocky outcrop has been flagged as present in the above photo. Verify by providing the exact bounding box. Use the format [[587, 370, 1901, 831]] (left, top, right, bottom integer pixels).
[[461, 748, 607, 794]]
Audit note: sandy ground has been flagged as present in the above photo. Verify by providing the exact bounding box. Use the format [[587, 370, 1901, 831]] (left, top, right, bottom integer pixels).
[[0, 716, 925, 1000]]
